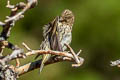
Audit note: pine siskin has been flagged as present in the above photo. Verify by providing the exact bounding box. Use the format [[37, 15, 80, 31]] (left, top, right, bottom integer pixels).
[[35, 9, 74, 73]]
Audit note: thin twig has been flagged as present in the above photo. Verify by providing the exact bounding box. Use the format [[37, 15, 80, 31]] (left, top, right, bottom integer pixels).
[[110, 59, 120, 67], [65, 44, 81, 67], [5, 0, 37, 23], [16, 59, 20, 67], [0, 21, 5, 26], [22, 42, 31, 51], [77, 49, 82, 56]]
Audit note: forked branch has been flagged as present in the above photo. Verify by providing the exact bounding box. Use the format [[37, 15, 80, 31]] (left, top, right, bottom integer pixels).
[[8, 43, 84, 76]]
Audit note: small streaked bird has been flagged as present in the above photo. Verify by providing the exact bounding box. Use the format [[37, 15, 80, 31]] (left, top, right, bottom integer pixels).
[[35, 9, 74, 73]]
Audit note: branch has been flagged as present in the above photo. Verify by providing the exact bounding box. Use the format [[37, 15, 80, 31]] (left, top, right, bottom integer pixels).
[[110, 59, 120, 67], [2, 43, 84, 76], [15, 56, 84, 76], [5, 0, 37, 23], [0, 22, 5, 26], [2, 47, 83, 64]]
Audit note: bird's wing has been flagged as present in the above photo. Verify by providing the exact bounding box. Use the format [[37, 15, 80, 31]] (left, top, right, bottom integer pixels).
[[49, 16, 63, 51]]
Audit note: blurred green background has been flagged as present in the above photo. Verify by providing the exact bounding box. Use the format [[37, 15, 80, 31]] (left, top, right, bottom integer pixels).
[[1, 0, 120, 80]]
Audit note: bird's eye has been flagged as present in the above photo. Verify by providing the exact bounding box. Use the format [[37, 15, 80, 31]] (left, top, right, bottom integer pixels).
[[59, 19, 67, 22]]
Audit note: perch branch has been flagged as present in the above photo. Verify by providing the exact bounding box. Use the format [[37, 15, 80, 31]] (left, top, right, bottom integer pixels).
[[3, 48, 83, 64], [15, 54, 84, 75], [0, 46, 84, 76], [5, 43, 84, 76]]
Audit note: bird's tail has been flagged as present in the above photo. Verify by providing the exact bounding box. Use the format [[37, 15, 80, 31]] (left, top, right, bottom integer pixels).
[[39, 60, 44, 73], [39, 54, 51, 74]]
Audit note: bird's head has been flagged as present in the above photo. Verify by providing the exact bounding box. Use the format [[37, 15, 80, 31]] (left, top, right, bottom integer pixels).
[[60, 9, 75, 28]]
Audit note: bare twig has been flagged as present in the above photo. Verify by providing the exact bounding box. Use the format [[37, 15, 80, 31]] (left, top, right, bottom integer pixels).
[[1, 49, 25, 63], [5, 0, 37, 23], [16, 59, 20, 67], [110, 59, 120, 67], [0, 22, 5, 26], [77, 49, 82, 56], [6, 0, 15, 9], [22, 42, 31, 51], [65, 44, 82, 67]]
